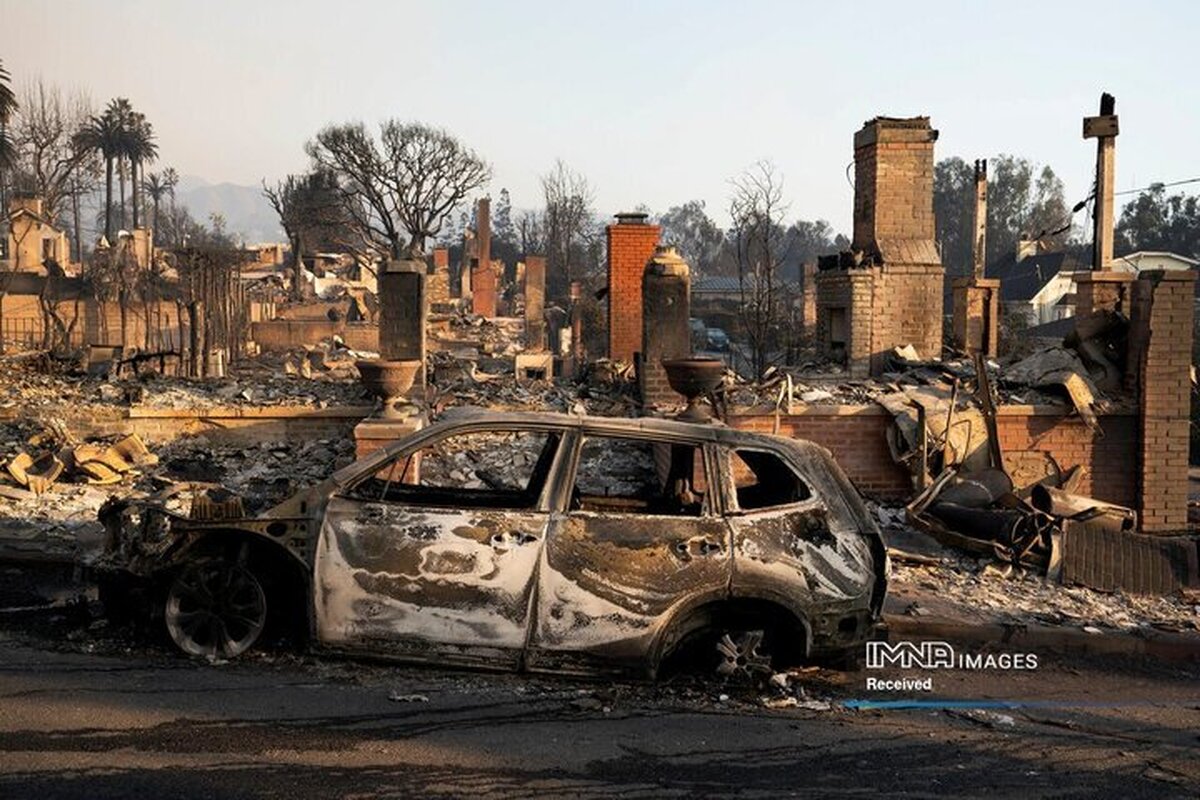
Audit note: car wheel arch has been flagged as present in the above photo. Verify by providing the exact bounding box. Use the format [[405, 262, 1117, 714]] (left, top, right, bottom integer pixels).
[[650, 593, 812, 678], [163, 529, 313, 646]]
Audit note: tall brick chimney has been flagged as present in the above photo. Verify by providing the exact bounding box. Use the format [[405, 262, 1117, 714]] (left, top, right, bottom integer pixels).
[[606, 212, 661, 362], [852, 117, 938, 254], [816, 116, 944, 375]]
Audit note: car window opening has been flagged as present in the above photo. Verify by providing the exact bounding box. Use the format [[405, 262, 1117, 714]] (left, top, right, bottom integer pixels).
[[353, 431, 560, 511], [571, 437, 706, 517], [731, 449, 811, 510]]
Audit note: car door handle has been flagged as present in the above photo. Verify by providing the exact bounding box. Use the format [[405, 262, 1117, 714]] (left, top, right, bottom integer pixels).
[[675, 536, 724, 560], [490, 532, 539, 549]]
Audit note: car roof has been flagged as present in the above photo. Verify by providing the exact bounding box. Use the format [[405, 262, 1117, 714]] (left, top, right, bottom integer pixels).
[[334, 408, 834, 485]]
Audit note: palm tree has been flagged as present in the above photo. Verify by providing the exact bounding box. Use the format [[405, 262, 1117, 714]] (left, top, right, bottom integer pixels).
[[126, 113, 157, 229], [73, 106, 124, 241], [105, 98, 133, 229], [0, 59, 18, 218], [142, 165, 176, 231]]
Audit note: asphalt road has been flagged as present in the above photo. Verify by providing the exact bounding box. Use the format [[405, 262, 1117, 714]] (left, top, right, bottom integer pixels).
[[0, 608, 1197, 800]]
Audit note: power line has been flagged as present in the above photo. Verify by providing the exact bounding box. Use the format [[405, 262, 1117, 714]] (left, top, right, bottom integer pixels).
[[1114, 177, 1200, 196]]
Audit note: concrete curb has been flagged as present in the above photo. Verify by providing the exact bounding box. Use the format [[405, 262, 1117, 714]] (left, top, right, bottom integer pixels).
[[884, 613, 1200, 663]]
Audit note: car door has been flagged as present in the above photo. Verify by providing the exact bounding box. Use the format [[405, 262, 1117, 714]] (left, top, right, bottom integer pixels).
[[525, 432, 732, 676], [313, 426, 562, 670], [721, 445, 879, 648]]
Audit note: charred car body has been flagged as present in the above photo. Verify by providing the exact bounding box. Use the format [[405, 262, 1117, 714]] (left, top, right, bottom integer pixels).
[[98, 410, 887, 678]]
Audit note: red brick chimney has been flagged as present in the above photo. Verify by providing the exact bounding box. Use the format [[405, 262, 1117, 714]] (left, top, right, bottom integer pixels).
[[606, 212, 661, 362]]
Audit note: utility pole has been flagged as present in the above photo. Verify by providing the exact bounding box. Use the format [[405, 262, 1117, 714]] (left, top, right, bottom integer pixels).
[[972, 159, 988, 279], [1083, 93, 1119, 271]]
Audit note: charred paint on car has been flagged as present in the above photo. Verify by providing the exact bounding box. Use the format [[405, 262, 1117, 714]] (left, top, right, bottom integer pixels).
[[95, 410, 886, 675]]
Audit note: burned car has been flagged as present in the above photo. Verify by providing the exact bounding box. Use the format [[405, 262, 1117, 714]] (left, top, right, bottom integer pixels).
[[97, 410, 886, 678]]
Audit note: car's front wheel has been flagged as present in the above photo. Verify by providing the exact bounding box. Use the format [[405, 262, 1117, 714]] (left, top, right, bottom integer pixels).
[[164, 558, 268, 659]]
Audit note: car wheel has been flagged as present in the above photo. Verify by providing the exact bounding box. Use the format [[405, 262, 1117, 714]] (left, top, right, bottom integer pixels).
[[165, 558, 267, 659], [715, 629, 773, 679]]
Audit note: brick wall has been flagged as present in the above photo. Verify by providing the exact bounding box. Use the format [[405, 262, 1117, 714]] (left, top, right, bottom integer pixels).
[[1075, 271, 1134, 316], [0, 405, 371, 447], [870, 265, 944, 369], [815, 270, 874, 378], [251, 320, 378, 352], [730, 405, 1139, 505], [606, 218, 661, 361], [1135, 270, 1195, 532], [996, 411, 1138, 508], [730, 408, 911, 498]]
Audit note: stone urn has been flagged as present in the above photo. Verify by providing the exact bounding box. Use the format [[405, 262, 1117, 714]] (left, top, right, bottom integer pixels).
[[662, 357, 725, 422], [356, 358, 422, 419]]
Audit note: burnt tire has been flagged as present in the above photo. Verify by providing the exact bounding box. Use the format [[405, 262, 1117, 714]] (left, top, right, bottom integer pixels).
[[164, 558, 267, 659]]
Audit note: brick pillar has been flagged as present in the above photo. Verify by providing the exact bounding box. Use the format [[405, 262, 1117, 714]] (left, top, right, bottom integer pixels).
[[951, 277, 1000, 356], [524, 255, 546, 351], [471, 201, 495, 315], [472, 259, 496, 317], [1075, 271, 1134, 316], [606, 212, 661, 362], [428, 248, 450, 306], [801, 262, 817, 340], [640, 246, 691, 407], [377, 258, 426, 385], [1134, 270, 1194, 533]]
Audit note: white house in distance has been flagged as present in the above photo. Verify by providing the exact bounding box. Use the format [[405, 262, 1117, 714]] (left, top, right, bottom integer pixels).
[[1113, 250, 1199, 275], [989, 242, 1198, 325]]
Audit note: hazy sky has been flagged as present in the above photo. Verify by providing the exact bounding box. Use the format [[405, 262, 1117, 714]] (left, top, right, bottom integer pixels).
[[2, 0, 1196, 234]]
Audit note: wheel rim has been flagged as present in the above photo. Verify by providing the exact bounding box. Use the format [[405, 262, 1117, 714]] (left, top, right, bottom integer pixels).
[[715, 630, 773, 678], [166, 561, 266, 659]]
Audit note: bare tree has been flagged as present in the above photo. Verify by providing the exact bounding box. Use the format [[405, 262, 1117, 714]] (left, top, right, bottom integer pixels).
[[541, 159, 595, 299], [263, 170, 348, 300], [729, 161, 791, 378], [516, 208, 545, 257], [306, 120, 490, 259]]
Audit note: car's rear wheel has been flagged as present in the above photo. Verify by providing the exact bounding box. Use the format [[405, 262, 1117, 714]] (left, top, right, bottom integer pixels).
[[715, 629, 773, 679], [165, 558, 267, 659]]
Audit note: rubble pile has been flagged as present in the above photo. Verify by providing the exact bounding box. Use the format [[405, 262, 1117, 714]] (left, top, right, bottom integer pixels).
[[435, 313, 527, 357], [0, 349, 371, 414], [717, 354, 1098, 412], [426, 352, 638, 417], [0, 418, 357, 553], [891, 558, 1200, 634], [145, 436, 356, 512]]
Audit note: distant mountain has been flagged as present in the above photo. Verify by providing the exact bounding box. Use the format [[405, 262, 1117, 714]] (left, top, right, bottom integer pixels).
[[175, 176, 283, 244]]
